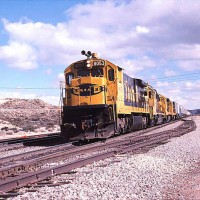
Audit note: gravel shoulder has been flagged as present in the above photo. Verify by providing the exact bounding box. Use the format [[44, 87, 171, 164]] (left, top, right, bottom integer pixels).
[[9, 116, 200, 200]]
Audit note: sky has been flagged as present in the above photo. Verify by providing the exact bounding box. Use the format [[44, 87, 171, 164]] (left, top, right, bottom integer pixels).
[[0, 0, 199, 109]]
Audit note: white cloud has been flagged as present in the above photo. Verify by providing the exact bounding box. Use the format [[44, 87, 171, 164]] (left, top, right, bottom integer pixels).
[[154, 79, 200, 109], [178, 60, 200, 71], [0, 91, 60, 106], [136, 26, 149, 34], [184, 80, 200, 91], [119, 56, 157, 77], [40, 95, 60, 106], [57, 73, 65, 82], [0, 0, 200, 109], [155, 81, 170, 88], [44, 68, 52, 75], [0, 41, 37, 70], [49, 73, 65, 89], [164, 70, 176, 77], [171, 45, 200, 60], [185, 81, 193, 88], [0, 91, 38, 99], [1, 0, 200, 72]]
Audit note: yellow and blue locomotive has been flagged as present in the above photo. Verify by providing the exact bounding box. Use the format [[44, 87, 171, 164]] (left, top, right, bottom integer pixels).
[[60, 51, 187, 141]]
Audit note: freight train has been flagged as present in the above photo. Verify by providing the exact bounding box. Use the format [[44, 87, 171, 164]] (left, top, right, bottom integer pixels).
[[60, 51, 189, 141]]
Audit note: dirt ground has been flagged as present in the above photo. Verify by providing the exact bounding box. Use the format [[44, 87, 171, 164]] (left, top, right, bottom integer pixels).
[[169, 116, 200, 200], [176, 162, 200, 200]]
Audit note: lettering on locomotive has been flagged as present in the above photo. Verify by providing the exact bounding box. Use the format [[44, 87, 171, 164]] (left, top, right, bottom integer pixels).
[[71, 84, 104, 96]]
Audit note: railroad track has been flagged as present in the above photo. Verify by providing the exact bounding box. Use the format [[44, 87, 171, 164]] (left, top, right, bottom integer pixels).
[[0, 119, 182, 146], [0, 119, 182, 159], [0, 119, 186, 169], [0, 119, 196, 197], [0, 132, 61, 145], [0, 143, 24, 152]]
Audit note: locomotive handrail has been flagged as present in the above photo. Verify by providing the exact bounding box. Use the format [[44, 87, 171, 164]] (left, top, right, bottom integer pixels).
[[104, 85, 107, 104], [89, 85, 92, 105]]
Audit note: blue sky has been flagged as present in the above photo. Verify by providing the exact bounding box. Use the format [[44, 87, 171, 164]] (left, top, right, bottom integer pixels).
[[0, 0, 200, 109]]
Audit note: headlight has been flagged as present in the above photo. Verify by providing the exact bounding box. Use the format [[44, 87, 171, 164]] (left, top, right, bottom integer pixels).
[[86, 60, 90, 68]]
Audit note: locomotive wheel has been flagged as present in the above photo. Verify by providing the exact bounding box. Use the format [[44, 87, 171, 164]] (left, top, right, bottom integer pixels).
[[142, 117, 147, 129], [115, 118, 127, 134], [150, 119, 155, 127], [115, 118, 121, 134], [126, 116, 133, 132]]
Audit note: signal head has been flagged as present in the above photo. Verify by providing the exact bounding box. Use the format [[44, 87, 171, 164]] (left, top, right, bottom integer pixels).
[[87, 51, 92, 56], [81, 50, 92, 58], [81, 50, 86, 55]]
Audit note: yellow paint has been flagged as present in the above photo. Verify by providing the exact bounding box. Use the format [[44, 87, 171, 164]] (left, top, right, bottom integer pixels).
[[63, 56, 173, 118]]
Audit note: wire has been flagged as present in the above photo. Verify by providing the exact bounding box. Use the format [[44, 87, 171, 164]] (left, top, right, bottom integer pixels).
[[150, 76, 200, 83], [0, 109, 60, 110], [0, 72, 199, 92], [0, 87, 60, 89], [146, 72, 200, 82]]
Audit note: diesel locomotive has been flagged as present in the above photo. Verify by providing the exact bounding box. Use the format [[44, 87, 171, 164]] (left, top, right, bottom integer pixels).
[[60, 51, 189, 141]]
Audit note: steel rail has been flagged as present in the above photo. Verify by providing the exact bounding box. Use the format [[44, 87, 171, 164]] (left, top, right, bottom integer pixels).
[[0, 142, 73, 167], [0, 151, 115, 193], [0, 143, 24, 152], [0, 120, 196, 194], [0, 132, 60, 145], [0, 128, 183, 179], [0, 118, 182, 145], [0, 119, 183, 169], [110, 119, 183, 142], [0, 120, 194, 180], [120, 122, 196, 153]]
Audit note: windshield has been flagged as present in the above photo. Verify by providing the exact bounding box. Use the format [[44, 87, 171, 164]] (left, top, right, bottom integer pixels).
[[77, 69, 90, 77], [91, 68, 103, 77]]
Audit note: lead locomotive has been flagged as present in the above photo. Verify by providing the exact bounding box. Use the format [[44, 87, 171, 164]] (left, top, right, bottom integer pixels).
[[60, 51, 189, 141]]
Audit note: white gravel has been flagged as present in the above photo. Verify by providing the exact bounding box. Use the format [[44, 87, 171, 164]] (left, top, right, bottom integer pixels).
[[0, 146, 47, 159], [9, 116, 200, 200], [144, 120, 183, 134]]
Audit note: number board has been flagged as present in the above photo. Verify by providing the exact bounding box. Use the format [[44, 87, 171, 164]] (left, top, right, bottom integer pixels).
[[93, 60, 105, 67]]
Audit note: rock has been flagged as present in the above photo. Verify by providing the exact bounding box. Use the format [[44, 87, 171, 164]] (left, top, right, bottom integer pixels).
[[0, 98, 60, 132], [39, 127, 47, 132], [1, 126, 8, 131], [47, 128, 53, 132], [0, 130, 6, 136], [6, 130, 14, 135]]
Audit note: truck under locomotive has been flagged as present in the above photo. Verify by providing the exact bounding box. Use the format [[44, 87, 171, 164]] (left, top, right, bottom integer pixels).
[[60, 51, 188, 141]]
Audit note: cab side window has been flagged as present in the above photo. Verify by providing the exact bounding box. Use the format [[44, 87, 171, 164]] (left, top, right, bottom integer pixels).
[[91, 68, 103, 77], [66, 73, 74, 85], [108, 68, 114, 81], [149, 91, 152, 98]]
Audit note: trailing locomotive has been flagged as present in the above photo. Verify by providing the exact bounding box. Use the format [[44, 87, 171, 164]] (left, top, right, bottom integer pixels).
[[60, 51, 189, 141]]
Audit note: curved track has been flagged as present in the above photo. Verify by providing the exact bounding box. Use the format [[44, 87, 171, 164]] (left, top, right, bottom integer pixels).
[[0, 119, 196, 197]]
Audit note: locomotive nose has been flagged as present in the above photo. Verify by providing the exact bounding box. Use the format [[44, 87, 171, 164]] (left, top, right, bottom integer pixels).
[[70, 76, 107, 106]]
